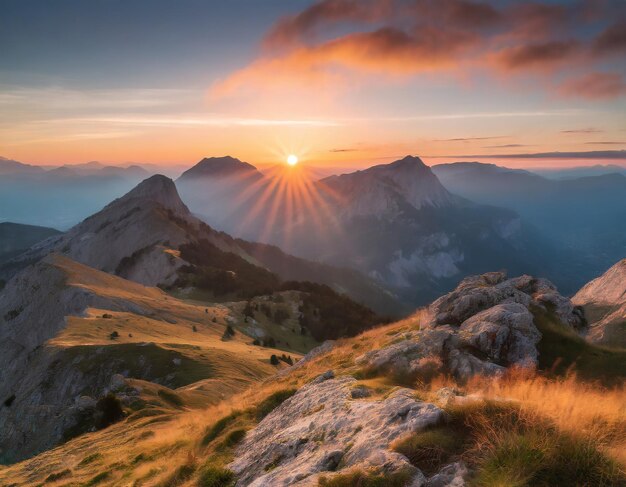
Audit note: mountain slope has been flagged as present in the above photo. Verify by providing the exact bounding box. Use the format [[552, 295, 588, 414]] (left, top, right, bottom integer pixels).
[[0, 253, 297, 463], [573, 258, 626, 347], [0, 222, 61, 266]]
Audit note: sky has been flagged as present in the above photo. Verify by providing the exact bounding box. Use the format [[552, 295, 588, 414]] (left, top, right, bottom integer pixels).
[[1, 0, 625, 169]]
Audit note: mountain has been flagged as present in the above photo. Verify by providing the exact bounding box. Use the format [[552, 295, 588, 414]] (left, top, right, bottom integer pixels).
[[0, 157, 44, 175], [532, 164, 626, 179], [297, 156, 552, 305], [177, 155, 558, 306], [432, 161, 626, 290], [573, 258, 626, 347], [321, 156, 456, 218], [178, 156, 263, 181], [0, 222, 61, 267], [0, 175, 392, 462], [1, 174, 396, 314]]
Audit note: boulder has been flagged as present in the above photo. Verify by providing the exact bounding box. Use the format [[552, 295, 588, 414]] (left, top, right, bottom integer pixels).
[[230, 374, 444, 486]]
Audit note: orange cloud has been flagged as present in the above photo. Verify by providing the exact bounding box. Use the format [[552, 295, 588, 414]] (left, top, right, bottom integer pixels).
[[211, 0, 626, 101]]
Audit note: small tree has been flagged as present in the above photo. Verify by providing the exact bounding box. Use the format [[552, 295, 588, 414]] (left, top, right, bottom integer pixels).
[[192, 325, 198, 332], [270, 355, 280, 366], [109, 331, 119, 340], [222, 325, 235, 340], [95, 393, 124, 429]]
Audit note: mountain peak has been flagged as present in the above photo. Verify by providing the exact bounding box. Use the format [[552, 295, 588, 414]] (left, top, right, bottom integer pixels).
[[116, 174, 189, 214], [178, 156, 262, 181]]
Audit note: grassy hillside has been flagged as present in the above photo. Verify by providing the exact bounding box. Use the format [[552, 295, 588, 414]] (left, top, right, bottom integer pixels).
[[2, 310, 624, 486]]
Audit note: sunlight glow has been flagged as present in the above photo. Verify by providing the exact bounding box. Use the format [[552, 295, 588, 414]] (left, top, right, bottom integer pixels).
[[287, 154, 299, 166]]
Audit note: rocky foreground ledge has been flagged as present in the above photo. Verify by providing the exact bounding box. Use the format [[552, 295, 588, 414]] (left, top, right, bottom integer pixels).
[[230, 271, 588, 486]]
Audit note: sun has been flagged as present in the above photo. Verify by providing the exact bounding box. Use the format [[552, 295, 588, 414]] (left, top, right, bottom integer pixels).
[[287, 154, 299, 166]]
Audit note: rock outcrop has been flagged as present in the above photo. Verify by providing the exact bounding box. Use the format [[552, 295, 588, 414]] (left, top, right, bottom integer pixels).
[[357, 272, 585, 382], [230, 372, 447, 486], [573, 258, 626, 347]]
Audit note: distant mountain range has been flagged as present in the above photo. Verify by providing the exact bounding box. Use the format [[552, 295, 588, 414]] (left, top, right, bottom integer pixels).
[[431, 161, 626, 286], [178, 155, 565, 305]]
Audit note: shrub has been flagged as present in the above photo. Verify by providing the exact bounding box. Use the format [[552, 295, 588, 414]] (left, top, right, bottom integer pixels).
[[193, 325, 198, 332], [95, 393, 124, 429], [219, 429, 246, 449], [4, 307, 23, 321], [262, 337, 276, 348], [222, 325, 235, 340], [252, 339, 261, 346], [3, 394, 16, 407], [85, 471, 110, 485], [197, 465, 235, 487], [44, 469, 71, 483], [109, 331, 119, 340], [270, 355, 280, 366], [156, 463, 195, 487]]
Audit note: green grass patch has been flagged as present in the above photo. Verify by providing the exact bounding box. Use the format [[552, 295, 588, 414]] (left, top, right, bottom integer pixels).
[[254, 389, 297, 420], [77, 453, 102, 467], [201, 412, 242, 446], [319, 468, 414, 487], [44, 468, 71, 483], [157, 389, 185, 408], [218, 429, 247, 450], [197, 465, 235, 487], [85, 471, 111, 485], [155, 463, 195, 487], [532, 306, 626, 385]]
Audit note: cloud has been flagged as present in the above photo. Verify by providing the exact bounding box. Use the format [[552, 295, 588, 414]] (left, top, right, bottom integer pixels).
[[496, 40, 579, 70], [434, 135, 509, 142], [584, 141, 625, 145], [561, 128, 603, 134], [593, 20, 626, 55], [211, 0, 626, 100], [559, 72, 626, 100], [483, 144, 531, 148], [433, 150, 626, 159]]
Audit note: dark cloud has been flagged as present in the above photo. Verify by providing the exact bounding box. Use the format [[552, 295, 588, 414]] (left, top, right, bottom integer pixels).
[[329, 148, 359, 152], [561, 128, 603, 134], [593, 20, 626, 55], [497, 40, 579, 69], [584, 141, 626, 145]]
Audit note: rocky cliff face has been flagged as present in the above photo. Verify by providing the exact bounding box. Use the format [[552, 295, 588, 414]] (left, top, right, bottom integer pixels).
[[573, 258, 626, 347], [357, 272, 585, 383]]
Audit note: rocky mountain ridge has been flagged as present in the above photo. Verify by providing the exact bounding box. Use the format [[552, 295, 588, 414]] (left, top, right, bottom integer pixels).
[[573, 258, 626, 346]]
